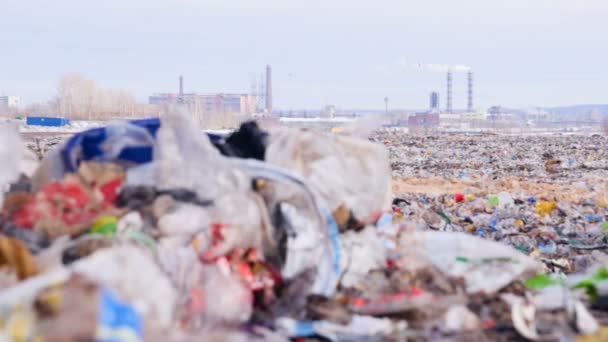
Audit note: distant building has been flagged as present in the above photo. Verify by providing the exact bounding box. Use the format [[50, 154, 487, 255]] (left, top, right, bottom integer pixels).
[[149, 93, 256, 116], [461, 109, 487, 121], [408, 112, 440, 132], [322, 105, 336, 118], [150, 75, 257, 118], [385, 112, 409, 126], [0, 96, 20, 109], [488, 106, 516, 121], [266, 65, 272, 114], [523, 107, 549, 122]]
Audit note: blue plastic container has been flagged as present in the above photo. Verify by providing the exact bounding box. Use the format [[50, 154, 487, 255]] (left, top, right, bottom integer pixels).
[[26, 116, 71, 127]]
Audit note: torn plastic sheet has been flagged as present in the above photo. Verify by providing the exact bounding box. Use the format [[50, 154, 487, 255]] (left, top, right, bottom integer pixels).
[[233, 159, 343, 296]]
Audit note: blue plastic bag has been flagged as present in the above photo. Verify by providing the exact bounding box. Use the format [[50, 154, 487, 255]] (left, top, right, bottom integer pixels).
[[59, 118, 226, 173]]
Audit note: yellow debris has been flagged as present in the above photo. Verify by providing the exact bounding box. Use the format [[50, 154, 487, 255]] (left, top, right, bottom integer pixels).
[[535, 201, 557, 217]]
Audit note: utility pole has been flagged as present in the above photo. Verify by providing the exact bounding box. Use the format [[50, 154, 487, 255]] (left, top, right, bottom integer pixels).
[[384, 96, 389, 115]]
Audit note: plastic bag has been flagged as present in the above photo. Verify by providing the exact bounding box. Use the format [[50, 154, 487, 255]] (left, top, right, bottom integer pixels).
[[265, 127, 392, 223], [72, 246, 177, 328], [339, 227, 386, 289], [199, 264, 253, 326], [0, 124, 23, 205], [398, 231, 542, 294], [31, 116, 224, 190], [153, 111, 249, 198], [231, 158, 343, 296], [276, 315, 402, 340]]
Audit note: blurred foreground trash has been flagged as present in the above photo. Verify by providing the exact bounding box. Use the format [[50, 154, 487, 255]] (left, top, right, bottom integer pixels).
[[1, 118, 608, 341]]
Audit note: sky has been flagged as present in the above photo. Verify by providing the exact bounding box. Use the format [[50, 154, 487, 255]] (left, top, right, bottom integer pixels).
[[1, 0, 607, 110]]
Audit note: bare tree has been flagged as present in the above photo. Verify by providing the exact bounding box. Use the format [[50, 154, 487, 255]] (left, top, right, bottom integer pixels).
[[56, 73, 95, 119], [55, 73, 139, 120]]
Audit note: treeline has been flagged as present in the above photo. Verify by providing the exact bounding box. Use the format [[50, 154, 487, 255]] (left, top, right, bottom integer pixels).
[[8, 73, 160, 120]]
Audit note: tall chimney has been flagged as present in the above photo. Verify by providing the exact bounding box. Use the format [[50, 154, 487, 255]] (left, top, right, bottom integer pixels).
[[265, 65, 272, 114], [467, 71, 473, 112], [446, 70, 453, 113], [179, 75, 184, 96]]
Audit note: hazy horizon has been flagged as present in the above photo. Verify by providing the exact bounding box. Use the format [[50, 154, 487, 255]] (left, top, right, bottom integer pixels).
[[1, 0, 607, 110]]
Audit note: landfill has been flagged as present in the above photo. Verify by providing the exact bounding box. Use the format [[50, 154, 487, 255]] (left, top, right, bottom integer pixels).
[[0, 115, 607, 341]]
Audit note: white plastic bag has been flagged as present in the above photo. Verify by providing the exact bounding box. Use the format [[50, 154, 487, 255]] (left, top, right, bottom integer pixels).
[[265, 128, 392, 222], [398, 231, 541, 294], [72, 246, 177, 328], [276, 315, 401, 340], [0, 124, 23, 204], [339, 227, 386, 289]]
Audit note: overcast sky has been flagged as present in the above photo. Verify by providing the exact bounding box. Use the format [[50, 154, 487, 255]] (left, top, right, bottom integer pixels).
[[1, 0, 607, 110]]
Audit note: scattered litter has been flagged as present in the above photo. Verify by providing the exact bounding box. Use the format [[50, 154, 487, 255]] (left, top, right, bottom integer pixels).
[[0, 120, 607, 340]]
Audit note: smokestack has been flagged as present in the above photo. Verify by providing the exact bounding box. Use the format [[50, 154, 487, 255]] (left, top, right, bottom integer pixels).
[[265, 65, 272, 114], [446, 70, 453, 113], [179, 75, 184, 96], [467, 71, 473, 112], [430, 92, 439, 111]]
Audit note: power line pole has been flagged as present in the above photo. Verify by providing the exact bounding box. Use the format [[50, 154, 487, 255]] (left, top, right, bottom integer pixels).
[[384, 96, 389, 115]]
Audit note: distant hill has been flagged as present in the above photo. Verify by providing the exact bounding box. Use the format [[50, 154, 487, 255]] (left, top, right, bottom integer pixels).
[[544, 105, 608, 119]]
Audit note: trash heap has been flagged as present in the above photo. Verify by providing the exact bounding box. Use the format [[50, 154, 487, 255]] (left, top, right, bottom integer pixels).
[[0, 116, 607, 341], [373, 131, 608, 181], [25, 136, 65, 161]]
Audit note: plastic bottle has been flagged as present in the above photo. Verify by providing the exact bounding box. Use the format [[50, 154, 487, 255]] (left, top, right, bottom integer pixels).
[[538, 240, 557, 255], [488, 195, 499, 207]]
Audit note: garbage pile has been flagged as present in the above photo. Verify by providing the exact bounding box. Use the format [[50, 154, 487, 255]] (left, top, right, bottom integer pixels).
[[373, 132, 608, 180], [25, 136, 65, 161], [0, 116, 607, 341], [375, 132, 608, 274]]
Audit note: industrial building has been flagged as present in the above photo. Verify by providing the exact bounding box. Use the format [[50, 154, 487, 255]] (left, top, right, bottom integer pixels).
[[149, 92, 256, 116], [149, 65, 272, 118], [0, 96, 20, 110], [438, 68, 485, 123], [408, 112, 440, 133], [467, 71, 474, 112], [265, 65, 272, 114]]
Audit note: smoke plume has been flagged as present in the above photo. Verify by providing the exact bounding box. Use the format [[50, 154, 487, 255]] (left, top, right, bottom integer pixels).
[[414, 63, 471, 72]]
